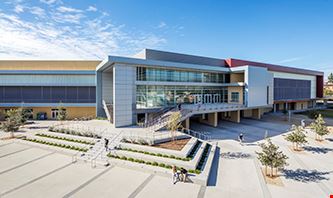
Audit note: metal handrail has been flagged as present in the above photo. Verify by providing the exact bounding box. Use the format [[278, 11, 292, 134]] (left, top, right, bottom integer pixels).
[[102, 100, 112, 122], [90, 132, 122, 168], [180, 128, 211, 141]]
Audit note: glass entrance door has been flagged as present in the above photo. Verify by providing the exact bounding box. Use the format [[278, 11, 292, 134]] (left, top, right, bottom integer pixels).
[[51, 109, 59, 119]]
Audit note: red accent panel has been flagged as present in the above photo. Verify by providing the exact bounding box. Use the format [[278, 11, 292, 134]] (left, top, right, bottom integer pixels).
[[225, 58, 323, 76], [316, 75, 324, 98]]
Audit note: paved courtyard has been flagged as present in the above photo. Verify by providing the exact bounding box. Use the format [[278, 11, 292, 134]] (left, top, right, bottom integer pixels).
[[0, 116, 332, 198]]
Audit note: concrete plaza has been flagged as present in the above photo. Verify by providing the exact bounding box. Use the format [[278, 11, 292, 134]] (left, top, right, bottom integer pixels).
[[0, 116, 332, 198]]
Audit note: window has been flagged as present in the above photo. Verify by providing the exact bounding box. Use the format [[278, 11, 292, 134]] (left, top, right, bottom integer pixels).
[[135, 67, 230, 84], [231, 92, 239, 103]]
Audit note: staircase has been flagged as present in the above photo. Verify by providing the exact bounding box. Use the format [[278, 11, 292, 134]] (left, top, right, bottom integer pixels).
[[75, 131, 123, 168], [102, 100, 113, 123], [145, 103, 245, 132]]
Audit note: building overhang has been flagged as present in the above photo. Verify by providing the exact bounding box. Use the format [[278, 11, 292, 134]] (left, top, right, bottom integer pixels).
[[225, 58, 324, 76], [96, 56, 231, 73]]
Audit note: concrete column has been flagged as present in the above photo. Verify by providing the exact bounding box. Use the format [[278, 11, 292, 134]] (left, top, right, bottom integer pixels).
[[273, 104, 276, 112], [183, 118, 190, 129], [252, 108, 261, 119], [230, 110, 240, 123], [207, 112, 218, 127], [199, 112, 218, 127]]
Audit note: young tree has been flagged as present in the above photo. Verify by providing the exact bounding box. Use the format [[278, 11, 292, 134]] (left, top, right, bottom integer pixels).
[[57, 103, 67, 122], [256, 139, 288, 177], [328, 72, 333, 83], [285, 125, 307, 151], [0, 109, 23, 138], [310, 114, 329, 141], [166, 111, 182, 142]]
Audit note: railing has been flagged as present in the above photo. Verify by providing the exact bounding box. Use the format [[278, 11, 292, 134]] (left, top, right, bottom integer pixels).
[[102, 100, 113, 123], [143, 103, 246, 132], [180, 128, 212, 141], [90, 132, 122, 168]]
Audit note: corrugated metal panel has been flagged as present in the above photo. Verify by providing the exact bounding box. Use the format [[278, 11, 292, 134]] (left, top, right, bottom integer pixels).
[[0, 74, 95, 86]]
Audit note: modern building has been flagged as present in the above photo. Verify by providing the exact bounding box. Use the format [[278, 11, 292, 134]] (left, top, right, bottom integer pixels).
[[0, 60, 100, 120], [0, 49, 324, 126], [96, 49, 324, 127]]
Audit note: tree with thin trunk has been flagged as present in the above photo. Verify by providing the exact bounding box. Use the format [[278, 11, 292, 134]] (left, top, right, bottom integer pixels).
[[285, 125, 307, 151], [310, 114, 329, 141], [328, 72, 333, 83], [0, 109, 23, 138], [57, 103, 67, 124], [166, 111, 182, 142], [256, 139, 288, 177]]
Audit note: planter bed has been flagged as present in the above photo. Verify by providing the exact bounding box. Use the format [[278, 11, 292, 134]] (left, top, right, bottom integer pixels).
[[48, 126, 101, 139], [116, 147, 191, 161], [23, 137, 88, 152], [36, 133, 95, 145], [107, 153, 201, 174], [119, 138, 199, 159], [196, 144, 211, 171]]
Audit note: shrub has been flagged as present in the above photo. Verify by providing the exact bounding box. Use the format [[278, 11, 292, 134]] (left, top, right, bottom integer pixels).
[[121, 156, 127, 160], [165, 165, 172, 169], [158, 163, 165, 168], [146, 161, 152, 165], [170, 155, 176, 159], [308, 110, 319, 119], [128, 157, 134, 162], [152, 162, 158, 166], [195, 169, 201, 174], [157, 153, 163, 157]]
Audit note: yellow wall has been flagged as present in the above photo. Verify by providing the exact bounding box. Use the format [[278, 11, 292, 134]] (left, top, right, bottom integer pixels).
[[228, 86, 243, 104], [0, 107, 96, 120], [230, 73, 244, 83], [0, 60, 101, 71]]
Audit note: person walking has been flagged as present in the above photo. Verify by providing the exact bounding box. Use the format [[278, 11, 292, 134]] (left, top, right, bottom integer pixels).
[[238, 133, 244, 145], [180, 167, 188, 182], [172, 165, 179, 184], [104, 138, 109, 151]]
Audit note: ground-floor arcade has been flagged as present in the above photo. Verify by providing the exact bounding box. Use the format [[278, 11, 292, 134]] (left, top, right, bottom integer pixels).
[[180, 108, 269, 129], [273, 100, 316, 112]]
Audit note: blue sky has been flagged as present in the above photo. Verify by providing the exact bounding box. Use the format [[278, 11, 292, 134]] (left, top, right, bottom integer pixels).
[[0, 0, 332, 77]]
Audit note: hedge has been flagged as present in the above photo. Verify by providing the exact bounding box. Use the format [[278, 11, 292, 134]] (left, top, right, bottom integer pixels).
[[23, 138, 88, 152], [107, 153, 201, 174], [36, 133, 95, 145], [117, 147, 191, 161]]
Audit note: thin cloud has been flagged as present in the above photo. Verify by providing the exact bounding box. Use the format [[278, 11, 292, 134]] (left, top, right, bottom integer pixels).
[[87, 6, 97, 12], [0, 2, 166, 60], [158, 21, 167, 28], [279, 56, 304, 64], [14, 5, 24, 13], [57, 6, 83, 13], [30, 7, 45, 17], [40, 0, 59, 5]]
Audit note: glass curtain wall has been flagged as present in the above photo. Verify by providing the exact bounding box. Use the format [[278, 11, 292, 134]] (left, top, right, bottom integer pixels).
[[136, 67, 230, 84], [136, 85, 228, 108]]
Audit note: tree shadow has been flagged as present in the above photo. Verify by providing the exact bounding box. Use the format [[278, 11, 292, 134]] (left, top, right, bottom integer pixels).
[[303, 146, 333, 154], [220, 151, 252, 159], [283, 169, 331, 183]]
